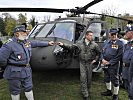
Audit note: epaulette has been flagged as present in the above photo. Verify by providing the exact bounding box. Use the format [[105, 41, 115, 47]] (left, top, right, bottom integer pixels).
[[25, 42, 31, 47], [4, 38, 12, 44]]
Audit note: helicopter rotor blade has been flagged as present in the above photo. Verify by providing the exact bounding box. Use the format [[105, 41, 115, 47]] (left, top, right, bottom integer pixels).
[[0, 0, 103, 14], [78, 0, 103, 13], [0, 8, 69, 13], [85, 11, 133, 22]]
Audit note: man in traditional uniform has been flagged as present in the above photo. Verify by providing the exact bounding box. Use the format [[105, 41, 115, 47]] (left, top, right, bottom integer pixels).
[[123, 25, 133, 100], [101, 28, 124, 100], [129, 52, 133, 100], [58, 31, 100, 100], [0, 25, 54, 100], [122, 26, 133, 91], [0, 38, 3, 78]]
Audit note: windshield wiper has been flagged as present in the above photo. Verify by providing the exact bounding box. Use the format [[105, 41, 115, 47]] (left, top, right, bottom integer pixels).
[[46, 24, 56, 37]]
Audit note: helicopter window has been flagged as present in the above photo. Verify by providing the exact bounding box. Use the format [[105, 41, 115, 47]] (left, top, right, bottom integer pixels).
[[36, 23, 54, 37], [87, 23, 106, 42], [29, 24, 44, 37], [47, 22, 74, 41], [75, 24, 85, 41]]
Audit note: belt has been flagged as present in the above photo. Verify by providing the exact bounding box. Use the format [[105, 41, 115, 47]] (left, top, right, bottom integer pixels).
[[8, 63, 30, 67]]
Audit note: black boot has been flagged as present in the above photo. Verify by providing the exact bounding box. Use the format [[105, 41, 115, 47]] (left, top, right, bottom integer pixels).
[[112, 94, 118, 100], [128, 96, 133, 100], [101, 89, 112, 96], [83, 97, 89, 100]]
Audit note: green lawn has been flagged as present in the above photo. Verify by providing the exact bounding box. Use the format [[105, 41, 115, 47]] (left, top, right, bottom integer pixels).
[[0, 69, 128, 100]]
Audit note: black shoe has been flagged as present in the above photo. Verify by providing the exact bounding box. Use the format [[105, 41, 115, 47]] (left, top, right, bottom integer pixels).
[[112, 95, 118, 100], [83, 97, 89, 100], [101, 90, 112, 96], [128, 96, 133, 100]]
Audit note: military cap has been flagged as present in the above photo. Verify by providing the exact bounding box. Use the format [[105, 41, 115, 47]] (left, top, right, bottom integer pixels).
[[13, 25, 26, 33], [109, 28, 118, 33]]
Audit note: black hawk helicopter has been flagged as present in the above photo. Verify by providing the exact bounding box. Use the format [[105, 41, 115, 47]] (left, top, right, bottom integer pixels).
[[0, 0, 132, 72]]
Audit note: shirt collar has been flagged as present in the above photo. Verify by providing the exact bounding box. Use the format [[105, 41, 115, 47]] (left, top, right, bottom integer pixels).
[[85, 39, 90, 45]]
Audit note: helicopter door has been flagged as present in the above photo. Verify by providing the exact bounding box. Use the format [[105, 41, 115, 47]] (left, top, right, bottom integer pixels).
[[88, 22, 106, 41], [86, 22, 107, 72], [75, 24, 85, 41]]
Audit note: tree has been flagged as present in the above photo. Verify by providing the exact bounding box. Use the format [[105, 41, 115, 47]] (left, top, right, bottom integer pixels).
[[118, 13, 133, 30], [18, 13, 27, 24], [3, 13, 16, 36], [5, 17, 16, 36], [101, 6, 117, 29], [0, 17, 5, 36], [29, 16, 36, 28]]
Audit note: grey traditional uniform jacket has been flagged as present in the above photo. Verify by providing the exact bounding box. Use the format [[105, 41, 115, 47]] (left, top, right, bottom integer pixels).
[[0, 37, 49, 79], [0, 37, 49, 95]]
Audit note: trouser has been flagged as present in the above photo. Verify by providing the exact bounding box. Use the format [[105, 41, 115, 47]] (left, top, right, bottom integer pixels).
[[103, 64, 119, 87], [80, 62, 92, 97], [129, 78, 133, 99], [122, 79, 129, 90], [119, 61, 123, 76], [8, 76, 33, 95], [129, 65, 133, 99], [122, 67, 129, 89], [0, 66, 4, 79]]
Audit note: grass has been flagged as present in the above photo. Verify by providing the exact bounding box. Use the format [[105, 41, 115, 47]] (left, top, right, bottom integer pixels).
[[0, 69, 128, 100]]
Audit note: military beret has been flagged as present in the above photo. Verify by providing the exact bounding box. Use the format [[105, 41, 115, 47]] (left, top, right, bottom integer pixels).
[[13, 25, 26, 33], [125, 24, 133, 32], [109, 28, 118, 34]]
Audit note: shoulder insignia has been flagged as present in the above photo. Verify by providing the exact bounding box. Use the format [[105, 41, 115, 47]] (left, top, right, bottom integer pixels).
[[4, 38, 12, 44], [25, 42, 31, 47]]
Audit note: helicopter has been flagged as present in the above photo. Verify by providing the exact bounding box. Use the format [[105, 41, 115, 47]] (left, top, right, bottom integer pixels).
[[0, 0, 133, 72]]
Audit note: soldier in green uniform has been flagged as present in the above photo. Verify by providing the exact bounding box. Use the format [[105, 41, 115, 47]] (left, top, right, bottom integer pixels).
[[58, 31, 100, 100]]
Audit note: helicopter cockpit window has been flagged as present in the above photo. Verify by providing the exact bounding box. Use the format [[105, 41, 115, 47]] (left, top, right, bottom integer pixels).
[[47, 22, 74, 41], [87, 23, 106, 42], [36, 23, 54, 37], [75, 24, 85, 41], [29, 24, 44, 37]]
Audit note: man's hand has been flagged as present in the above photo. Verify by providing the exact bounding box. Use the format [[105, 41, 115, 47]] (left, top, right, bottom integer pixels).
[[91, 60, 96, 64], [48, 41, 54, 46], [58, 42, 64, 46], [102, 59, 109, 65]]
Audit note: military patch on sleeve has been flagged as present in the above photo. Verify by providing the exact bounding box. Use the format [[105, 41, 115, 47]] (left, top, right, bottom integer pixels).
[[4, 38, 12, 44]]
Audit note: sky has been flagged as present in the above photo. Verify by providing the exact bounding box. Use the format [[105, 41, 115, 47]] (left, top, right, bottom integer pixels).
[[0, 0, 132, 22]]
